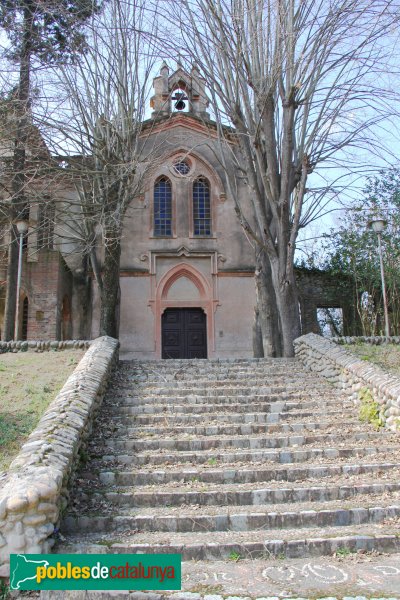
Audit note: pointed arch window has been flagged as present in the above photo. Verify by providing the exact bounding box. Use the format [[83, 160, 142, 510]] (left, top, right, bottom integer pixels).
[[154, 177, 172, 237], [193, 177, 211, 236]]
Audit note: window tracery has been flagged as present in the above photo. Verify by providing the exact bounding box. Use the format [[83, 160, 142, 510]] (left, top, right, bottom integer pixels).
[[173, 159, 191, 175]]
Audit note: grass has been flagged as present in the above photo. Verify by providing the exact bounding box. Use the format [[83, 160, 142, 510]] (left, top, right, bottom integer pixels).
[[0, 350, 83, 473], [345, 342, 400, 376], [0, 581, 9, 600], [334, 546, 353, 557]]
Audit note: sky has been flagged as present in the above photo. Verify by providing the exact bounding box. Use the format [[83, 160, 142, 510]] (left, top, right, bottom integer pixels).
[[1, 1, 400, 266]]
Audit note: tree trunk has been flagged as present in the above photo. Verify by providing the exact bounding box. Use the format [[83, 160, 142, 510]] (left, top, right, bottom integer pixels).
[[255, 250, 281, 357], [252, 306, 264, 358], [2, 3, 32, 341], [271, 261, 301, 357], [72, 275, 92, 339], [99, 230, 121, 338]]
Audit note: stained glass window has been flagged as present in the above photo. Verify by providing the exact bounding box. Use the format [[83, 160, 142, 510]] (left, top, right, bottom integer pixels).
[[154, 177, 172, 236], [193, 177, 211, 236]]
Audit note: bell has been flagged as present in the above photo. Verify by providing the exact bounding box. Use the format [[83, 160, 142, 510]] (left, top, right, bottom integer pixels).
[[175, 98, 186, 110], [172, 91, 188, 111]]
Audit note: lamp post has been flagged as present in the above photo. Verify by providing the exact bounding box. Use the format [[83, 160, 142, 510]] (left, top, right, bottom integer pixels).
[[14, 219, 29, 340], [368, 218, 390, 337]]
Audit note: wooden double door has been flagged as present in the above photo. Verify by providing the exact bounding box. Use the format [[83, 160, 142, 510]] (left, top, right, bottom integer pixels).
[[162, 308, 207, 359]]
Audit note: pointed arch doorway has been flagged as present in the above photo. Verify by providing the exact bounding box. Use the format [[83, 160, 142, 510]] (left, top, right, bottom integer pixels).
[[154, 262, 215, 359]]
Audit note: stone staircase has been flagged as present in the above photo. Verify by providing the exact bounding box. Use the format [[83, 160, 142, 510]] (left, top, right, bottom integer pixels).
[[59, 358, 400, 561]]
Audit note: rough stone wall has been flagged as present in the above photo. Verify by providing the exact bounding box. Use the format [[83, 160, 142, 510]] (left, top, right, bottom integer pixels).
[[294, 333, 400, 431], [332, 335, 400, 345], [0, 336, 119, 577], [0, 340, 90, 353], [296, 269, 360, 336]]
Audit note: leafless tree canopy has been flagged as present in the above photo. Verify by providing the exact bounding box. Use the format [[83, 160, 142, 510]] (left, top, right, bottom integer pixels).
[[1, 0, 399, 347], [51, 0, 158, 225], [166, 0, 400, 355], [43, 0, 161, 337]]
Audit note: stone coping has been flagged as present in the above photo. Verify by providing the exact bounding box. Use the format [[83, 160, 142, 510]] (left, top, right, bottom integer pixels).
[[0, 335, 119, 577], [332, 335, 400, 345], [0, 340, 92, 353], [294, 333, 400, 432]]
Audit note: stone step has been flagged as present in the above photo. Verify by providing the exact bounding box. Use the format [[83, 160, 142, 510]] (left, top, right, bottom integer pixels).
[[58, 523, 400, 560], [115, 408, 348, 425], [124, 377, 311, 386], [112, 399, 347, 416], [87, 481, 400, 509], [118, 367, 329, 387], [98, 465, 400, 493], [122, 357, 296, 368], [120, 367, 302, 381], [114, 392, 344, 406], [99, 460, 400, 487], [101, 431, 391, 453], [98, 443, 400, 466], [120, 419, 363, 437], [117, 384, 336, 396], [119, 363, 311, 381], [63, 500, 400, 534]]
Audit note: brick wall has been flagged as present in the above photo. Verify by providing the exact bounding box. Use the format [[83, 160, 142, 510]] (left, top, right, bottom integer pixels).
[[20, 250, 72, 340]]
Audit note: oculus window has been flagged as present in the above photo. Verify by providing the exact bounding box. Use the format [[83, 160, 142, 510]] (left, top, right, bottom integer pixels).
[[173, 159, 191, 175]]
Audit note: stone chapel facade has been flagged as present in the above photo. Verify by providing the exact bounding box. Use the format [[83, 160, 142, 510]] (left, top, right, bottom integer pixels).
[[0, 63, 358, 356], [92, 63, 258, 358]]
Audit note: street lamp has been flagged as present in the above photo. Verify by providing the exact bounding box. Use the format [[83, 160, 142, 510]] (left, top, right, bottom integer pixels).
[[14, 219, 29, 340], [368, 218, 390, 337]]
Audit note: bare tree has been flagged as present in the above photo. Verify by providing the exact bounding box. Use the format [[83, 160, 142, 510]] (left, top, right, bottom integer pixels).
[[46, 0, 160, 337], [170, 0, 400, 356]]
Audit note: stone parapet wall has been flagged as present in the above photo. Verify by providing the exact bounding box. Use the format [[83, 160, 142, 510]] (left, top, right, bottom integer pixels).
[[332, 336, 400, 345], [294, 333, 400, 433], [0, 340, 91, 353], [0, 335, 119, 577]]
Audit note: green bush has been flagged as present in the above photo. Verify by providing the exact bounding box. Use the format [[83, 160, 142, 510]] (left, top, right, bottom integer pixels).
[[359, 387, 383, 429]]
